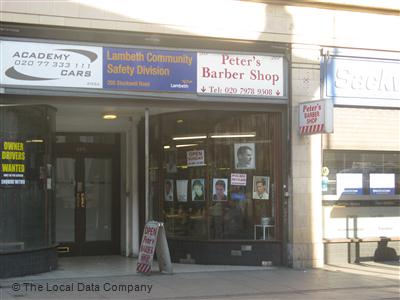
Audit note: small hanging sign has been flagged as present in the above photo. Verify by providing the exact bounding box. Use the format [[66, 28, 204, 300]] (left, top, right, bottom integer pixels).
[[299, 99, 333, 135]]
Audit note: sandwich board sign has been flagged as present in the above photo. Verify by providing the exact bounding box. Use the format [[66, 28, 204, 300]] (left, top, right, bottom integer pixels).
[[137, 221, 173, 274]]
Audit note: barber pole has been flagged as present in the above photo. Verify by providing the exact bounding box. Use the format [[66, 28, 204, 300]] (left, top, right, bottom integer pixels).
[[299, 99, 333, 136], [300, 124, 325, 134], [137, 263, 151, 273]]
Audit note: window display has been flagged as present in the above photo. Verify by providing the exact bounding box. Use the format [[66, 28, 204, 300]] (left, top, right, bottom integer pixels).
[[323, 150, 400, 197], [212, 178, 228, 201], [176, 180, 188, 202], [191, 179, 205, 201], [234, 143, 255, 169], [252, 176, 270, 200], [164, 179, 174, 201], [149, 110, 281, 240]]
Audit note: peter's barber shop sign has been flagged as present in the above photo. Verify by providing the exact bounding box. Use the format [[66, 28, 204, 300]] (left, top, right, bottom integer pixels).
[[299, 99, 333, 135]]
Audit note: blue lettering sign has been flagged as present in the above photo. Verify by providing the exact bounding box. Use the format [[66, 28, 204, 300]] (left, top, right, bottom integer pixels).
[[103, 47, 196, 92]]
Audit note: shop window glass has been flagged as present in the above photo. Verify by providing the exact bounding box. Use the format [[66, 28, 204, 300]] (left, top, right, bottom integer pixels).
[[322, 150, 400, 196], [149, 111, 282, 241], [0, 105, 55, 253]]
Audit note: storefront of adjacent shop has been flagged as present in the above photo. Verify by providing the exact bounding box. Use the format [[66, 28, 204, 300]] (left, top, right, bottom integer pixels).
[[0, 24, 290, 277], [320, 48, 400, 263]]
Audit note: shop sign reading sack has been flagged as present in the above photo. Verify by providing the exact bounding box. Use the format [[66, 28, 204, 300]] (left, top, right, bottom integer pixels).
[[137, 221, 172, 274], [324, 54, 400, 108], [299, 99, 333, 135]]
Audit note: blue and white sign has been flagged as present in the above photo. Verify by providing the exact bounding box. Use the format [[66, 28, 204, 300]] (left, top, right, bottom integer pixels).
[[336, 173, 363, 196], [324, 56, 400, 108], [103, 47, 196, 92], [370, 173, 395, 195], [0, 41, 103, 88]]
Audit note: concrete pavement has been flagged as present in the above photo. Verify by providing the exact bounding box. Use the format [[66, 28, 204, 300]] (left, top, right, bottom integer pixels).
[[0, 257, 399, 299]]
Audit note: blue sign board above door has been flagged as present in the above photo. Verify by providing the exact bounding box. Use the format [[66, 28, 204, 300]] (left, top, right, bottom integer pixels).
[[103, 47, 196, 93]]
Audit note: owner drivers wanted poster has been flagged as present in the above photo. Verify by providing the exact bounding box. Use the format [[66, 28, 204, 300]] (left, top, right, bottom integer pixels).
[[137, 221, 172, 274], [1, 140, 26, 187]]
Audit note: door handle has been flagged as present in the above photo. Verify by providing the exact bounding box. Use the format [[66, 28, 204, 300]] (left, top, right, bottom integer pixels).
[[80, 193, 86, 208]]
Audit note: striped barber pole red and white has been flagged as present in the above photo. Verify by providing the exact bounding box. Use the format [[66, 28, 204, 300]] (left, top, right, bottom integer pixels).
[[299, 124, 325, 135], [137, 263, 151, 273]]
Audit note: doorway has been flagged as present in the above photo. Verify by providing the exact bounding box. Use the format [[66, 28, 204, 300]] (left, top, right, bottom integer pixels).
[[55, 133, 120, 256]]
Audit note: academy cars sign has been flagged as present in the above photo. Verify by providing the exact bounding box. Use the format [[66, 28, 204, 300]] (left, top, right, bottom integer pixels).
[[0, 41, 102, 88]]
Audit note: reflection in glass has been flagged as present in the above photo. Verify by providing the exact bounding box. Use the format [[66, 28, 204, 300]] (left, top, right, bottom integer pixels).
[[55, 158, 75, 242], [85, 158, 112, 241], [0, 105, 56, 253], [323, 150, 400, 196]]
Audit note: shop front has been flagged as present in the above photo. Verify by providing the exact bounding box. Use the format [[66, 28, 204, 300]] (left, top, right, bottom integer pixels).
[[321, 49, 400, 263], [0, 25, 290, 276], [145, 108, 286, 265]]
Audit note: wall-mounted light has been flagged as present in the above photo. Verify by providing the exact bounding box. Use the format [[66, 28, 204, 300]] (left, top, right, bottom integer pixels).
[[102, 113, 118, 120], [163, 145, 171, 149]]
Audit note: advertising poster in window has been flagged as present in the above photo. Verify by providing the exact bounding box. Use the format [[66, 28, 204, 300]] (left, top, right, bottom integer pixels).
[[230, 173, 247, 186], [0, 41, 103, 88], [164, 179, 174, 202], [187, 150, 205, 167], [0, 140, 26, 187], [176, 180, 188, 202], [212, 178, 228, 201], [191, 179, 205, 201], [234, 143, 255, 170], [103, 47, 196, 92], [336, 173, 363, 196], [370, 173, 395, 195]]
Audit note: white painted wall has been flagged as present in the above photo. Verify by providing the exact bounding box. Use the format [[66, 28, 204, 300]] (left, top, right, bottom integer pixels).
[[1, 1, 399, 51]]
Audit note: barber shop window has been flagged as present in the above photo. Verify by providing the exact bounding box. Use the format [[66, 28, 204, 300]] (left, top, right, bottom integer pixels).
[[322, 150, 400, 197], [149, 110, 283, 241]]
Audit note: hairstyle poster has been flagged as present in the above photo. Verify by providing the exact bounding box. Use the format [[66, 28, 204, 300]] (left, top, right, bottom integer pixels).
[[191, 178, 205, 201], [234, 143, 255, 170], [176, 179, 188, 202], [164, 179, 174, 202], [212, 178, 228, 201], [252, 176, 270, 200]]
